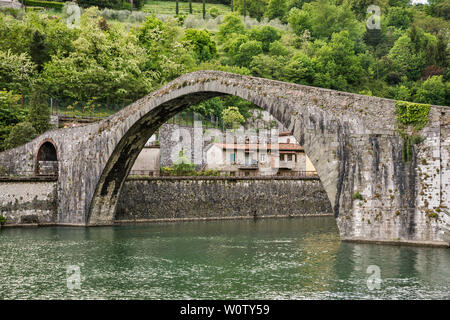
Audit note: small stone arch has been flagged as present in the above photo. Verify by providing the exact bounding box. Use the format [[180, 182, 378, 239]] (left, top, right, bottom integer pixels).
[[35, 139, 58, 176]]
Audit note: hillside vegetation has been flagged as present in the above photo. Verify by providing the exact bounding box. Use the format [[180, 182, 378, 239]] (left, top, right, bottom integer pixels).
[[0, 0, 448, 151]]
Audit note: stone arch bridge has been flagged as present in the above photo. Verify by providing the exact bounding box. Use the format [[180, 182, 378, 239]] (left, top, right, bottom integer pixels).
[[0, 71, 449, 245]]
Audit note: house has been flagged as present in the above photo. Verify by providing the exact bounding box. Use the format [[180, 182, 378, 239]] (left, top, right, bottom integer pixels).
[[130, 125, 318, 177], [205, 139, 317, 177], [129, 136, 160, 176]]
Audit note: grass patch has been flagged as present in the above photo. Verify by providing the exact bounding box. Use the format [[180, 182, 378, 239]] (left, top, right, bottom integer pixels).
[[142, 1, 231, 16]]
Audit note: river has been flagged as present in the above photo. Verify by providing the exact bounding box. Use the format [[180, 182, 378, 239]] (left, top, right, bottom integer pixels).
[[0, 217, 449, 299]]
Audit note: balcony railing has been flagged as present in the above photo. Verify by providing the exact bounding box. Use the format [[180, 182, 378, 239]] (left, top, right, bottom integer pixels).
[[237, 160, 259, 169], [279, 161, 295, 169]]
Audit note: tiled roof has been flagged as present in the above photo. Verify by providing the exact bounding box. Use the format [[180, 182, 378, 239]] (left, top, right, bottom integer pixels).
[[215, 143, 303, 151]]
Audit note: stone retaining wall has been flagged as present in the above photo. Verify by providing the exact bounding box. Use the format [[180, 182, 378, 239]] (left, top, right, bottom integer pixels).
[[116, 177, 333, 221], [0, 178, 57, 225]]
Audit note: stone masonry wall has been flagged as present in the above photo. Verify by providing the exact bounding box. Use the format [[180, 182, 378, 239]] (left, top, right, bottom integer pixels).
[[116, 177, 332, 221], [0, 178, 58, 225]]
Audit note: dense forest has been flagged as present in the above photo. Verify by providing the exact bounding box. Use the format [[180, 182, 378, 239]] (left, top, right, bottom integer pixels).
[[0, 0, 448, 151]]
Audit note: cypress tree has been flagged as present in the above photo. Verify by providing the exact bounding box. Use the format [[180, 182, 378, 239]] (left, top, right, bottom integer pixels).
[[203, 0, 206, 19], [28, 90, 51, 135]]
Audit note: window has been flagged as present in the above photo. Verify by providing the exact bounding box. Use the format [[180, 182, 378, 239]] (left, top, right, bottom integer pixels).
[[230, 153, 236, 163], [288, 154, 293, 161], [260, 154, 266, 163]]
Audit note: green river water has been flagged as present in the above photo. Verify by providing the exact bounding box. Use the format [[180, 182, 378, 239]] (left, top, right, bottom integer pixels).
[[0, 217, 449, 299]]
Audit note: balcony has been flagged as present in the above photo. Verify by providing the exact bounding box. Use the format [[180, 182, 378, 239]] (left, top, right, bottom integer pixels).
[[238, 160, 258, 169], [279, 161, 295, 169]]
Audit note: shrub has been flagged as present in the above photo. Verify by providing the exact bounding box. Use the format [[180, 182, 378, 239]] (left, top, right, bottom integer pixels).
[[209, 6, 219, 18], [0, 215, 7, 225], [24, 0, 65, 10], [4, 122, 37, 150]]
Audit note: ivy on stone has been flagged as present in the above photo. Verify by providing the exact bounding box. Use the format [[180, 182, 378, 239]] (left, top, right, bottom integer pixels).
[[395, 101, 430, 163]]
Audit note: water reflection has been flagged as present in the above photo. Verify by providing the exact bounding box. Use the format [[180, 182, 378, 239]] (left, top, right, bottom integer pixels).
[[0, 217, 448, 299]]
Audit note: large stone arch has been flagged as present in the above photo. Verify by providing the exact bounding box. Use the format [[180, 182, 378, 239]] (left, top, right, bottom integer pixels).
[[86, 76, 349, 226], [0, 71, 448, 245]]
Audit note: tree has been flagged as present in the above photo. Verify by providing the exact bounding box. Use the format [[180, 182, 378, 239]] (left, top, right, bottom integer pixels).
[[4, 122, 37, 150], [0, 90, 25, 151], [222, 106, 245, 128], [203, 0, 206, 19], [388, 34, 427, 81], [313, 31, 365, 90], [29, 30, 49, 72], [233, 0, 268, 20], [28, 90, 51, 134], [265, 0, 287, 21], [287, 7, 311, 36], [248, 25, 281, 52], [385, 7, 413, 30], [281, 52, 315, 85], [217, 13, 246, 42], [415, 75, 447, 105], [0, 49, 35, 95], [41, 10, 172, 105], [250, 53, 288, 79], [296, 0, 364, 41], [181, 29, 217, 62], [235, 40, 263, 67]]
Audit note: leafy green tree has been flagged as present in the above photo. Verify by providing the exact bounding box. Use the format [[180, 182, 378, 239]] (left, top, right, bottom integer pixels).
[[209, 6, 220, 18], [235, 40, 263, 67], [217, 13, 246, 42], [181, 29, 217, 62], [393, 85, 411, 101], [313, 31, 365, 90], [248, 25, 281, 52], [250, 53, 288, 79], [234, 0, 268, 20], [433, 0, 450, 19], [41, 9, 162, 105], [287, 0, 309, 10], [287, 7, 311, 36], [28, 90, 51, 134], [415, 75, 448, 105], [296, 0, 364, 41], [189, 97, 225, 118], [388, 34, 427, 81], [265, 0, 287, 21], [385, 7, 413, 30], [268, 41, 290, 56], [281, 52, 315, 85], [222, 106, 245, 128], [348, 0, 388, 21], [0, 90, 25, 151], [0, 49, 35, 94], [222, 34, 250, 64], [4, 122, 37, 150]]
